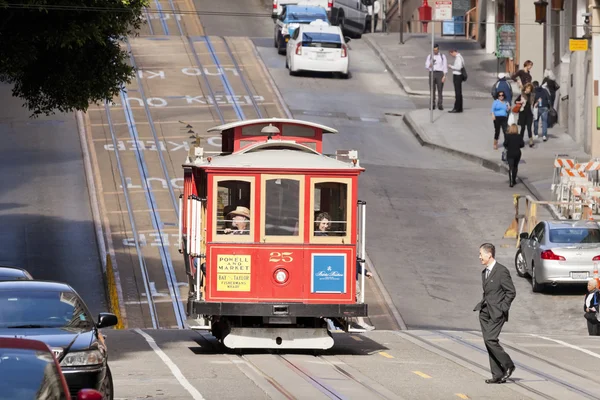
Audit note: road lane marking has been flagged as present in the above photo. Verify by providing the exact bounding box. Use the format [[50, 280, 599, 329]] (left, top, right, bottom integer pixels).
[[350, 336, 363, 342], [412, 371, 431, 379], [134, 329, 205, 399], [455, 394, 469, 399], [529, 334, 600, 359], [378, 351, 394, 359]]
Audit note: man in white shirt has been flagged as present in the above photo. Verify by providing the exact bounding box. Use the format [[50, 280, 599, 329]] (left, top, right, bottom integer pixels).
[[366, 1, 380, 32], [424, 43, 448, 110], [448, 48, 465, 113]]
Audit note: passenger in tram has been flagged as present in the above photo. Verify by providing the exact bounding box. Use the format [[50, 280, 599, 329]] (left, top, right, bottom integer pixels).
[[224, 206, 250, 235], [314, 212, 331, 236]]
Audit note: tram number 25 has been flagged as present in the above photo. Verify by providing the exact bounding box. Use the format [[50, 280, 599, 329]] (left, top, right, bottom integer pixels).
[[269, 252, 293, 263]]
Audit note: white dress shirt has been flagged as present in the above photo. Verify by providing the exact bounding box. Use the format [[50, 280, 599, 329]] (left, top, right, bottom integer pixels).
[[449, 53, 464, 75], [425, 53, 448, 74], [374, 0, 380, 14], [485, 260, 496, 279]]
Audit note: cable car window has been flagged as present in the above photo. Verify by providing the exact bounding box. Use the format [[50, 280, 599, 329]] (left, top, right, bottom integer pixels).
[[216, 180, 252, 236], [241, 124, 269, 136], [264, 178, 300, 236], [282, 125, 315, 137], [313, 182, 347, 237]]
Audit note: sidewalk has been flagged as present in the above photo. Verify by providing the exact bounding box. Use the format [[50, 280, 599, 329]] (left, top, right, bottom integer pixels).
[[364, 32, 590, 206], [363, 33, 499, 98]]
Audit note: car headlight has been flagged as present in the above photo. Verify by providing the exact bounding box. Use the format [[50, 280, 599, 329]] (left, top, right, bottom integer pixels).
[[60, 350, 104, 367]]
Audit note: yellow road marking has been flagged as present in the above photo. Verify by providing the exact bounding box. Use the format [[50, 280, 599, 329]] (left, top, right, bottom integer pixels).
[[350, 336, 363, 342], [378, 352, 394, 359], [412, 371, 432, 379], [455, 394, 469, 399]]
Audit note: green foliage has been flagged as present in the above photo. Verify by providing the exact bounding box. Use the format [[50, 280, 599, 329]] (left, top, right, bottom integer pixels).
[[0, 0, 148, 116]]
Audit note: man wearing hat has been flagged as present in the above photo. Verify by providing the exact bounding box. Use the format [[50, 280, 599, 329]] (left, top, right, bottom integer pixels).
[[424, 43, 448, 110], [224, 206, 250, 235], [492, 73, 513, 105]]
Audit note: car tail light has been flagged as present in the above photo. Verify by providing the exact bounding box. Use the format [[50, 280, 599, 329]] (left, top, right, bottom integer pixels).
[[593, 256, 600, 261], [273, 0, 277, 10], [541, 250, 566, 261], [274, 268, 289, 284], [295, 42, 302, 55], [341, 44, 347, 58], [328, 0, 333, 9]]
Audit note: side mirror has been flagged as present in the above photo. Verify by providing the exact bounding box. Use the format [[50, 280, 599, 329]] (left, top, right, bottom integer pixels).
[[77, 389, 103, 400], [519, 232, 529, 240], [97, 312, 118, 329], [344, 36, 351, 43]]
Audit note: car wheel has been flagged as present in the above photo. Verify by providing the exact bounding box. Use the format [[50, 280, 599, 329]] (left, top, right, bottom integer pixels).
[[101, 365, 114, 400], [514, 249, 527, 277], [339, 71, 350, 79], [531, 264, 543, 293]]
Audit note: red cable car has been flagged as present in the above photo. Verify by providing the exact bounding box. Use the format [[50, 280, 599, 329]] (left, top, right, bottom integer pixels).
[[179, 118, 368, 350]]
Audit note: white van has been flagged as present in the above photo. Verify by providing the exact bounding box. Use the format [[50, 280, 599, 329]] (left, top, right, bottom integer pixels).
[[271, 0, 332, 19], [330, 0, 372, 38]]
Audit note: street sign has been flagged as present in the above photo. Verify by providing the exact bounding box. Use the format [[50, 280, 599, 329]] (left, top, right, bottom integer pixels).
[[435, 0, 452, 20], [496, 25, 516, 58], [569, 38, 589, 52]]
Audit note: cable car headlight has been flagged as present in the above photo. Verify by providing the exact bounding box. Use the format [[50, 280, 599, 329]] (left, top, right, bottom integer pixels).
[[274, 268, 289, 284]]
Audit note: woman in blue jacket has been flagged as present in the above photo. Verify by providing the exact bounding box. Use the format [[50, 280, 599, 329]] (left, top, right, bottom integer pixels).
[[491, 91, 510, 150]]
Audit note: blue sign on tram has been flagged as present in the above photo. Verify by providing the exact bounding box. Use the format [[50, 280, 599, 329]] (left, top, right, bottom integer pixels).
[[311, 254, 347, 293]]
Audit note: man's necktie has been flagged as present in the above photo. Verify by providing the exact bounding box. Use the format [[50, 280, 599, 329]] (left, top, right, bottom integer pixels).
[[485, 268, 490, 279]]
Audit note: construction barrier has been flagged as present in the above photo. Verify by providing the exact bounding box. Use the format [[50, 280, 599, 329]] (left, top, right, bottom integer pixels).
[[552, 154, 600, 219], [503, 194, 577, 247], [105, 254, 125, 330]]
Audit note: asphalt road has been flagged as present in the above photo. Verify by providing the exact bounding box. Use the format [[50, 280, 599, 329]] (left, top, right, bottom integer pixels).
[[249, 22, 586, 333], [0, 84, 107, 316]]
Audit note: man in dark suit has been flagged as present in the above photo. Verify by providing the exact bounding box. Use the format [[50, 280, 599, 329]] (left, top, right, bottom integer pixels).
[[473, 243, 517, 383]]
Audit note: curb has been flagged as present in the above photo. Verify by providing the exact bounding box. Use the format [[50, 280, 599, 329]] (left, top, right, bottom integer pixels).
[[76, 110, 128, 328], [402, 112, 562, 220], [362, 35, 493, 100]]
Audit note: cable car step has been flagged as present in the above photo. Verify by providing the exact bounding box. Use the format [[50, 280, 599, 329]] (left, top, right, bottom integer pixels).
[[187, 316, 211, 330]]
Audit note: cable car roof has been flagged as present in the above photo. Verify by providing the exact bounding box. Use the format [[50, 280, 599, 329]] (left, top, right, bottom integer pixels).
[[190, 149, 361, 170], [207, 118, 338, 134]]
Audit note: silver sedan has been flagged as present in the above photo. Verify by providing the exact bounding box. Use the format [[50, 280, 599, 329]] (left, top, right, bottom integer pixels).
[[515, 220, 600, 292]]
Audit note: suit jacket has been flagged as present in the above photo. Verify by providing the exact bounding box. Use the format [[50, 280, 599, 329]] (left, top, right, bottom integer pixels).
[[583, 290, 599, 312], [473, 262, 516, 321]]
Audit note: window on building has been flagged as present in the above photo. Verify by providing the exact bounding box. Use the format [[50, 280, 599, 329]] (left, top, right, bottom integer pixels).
[[264, 177, 301, 236], [313, 181, 348, 237], [215, 179, 252, 237]]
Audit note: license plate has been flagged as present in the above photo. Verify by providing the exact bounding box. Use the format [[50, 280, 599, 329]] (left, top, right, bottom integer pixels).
[[571, 272, 588, 279], [315, 53, 327, 59]]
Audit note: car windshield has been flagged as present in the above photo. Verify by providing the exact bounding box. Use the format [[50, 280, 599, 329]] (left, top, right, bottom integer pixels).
[[0, 290, 93, 330], [0, 348, 68, 399], [302, 32, 341, 48], [288, 12, 326, 22], [548, 228, 600, 244]]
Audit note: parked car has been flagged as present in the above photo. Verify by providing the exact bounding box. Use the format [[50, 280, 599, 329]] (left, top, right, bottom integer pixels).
[[330, 0, 371, 38], [0, 265, 33, 281], [515, 220, 600, 292], [0, 337, 103, 400], [0, 281, 118, 399], [274, 5, 330, 54], [286, 20, 350, 78]]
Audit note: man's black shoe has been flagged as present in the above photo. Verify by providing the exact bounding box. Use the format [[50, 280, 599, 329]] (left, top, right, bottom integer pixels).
[[438, 106, 444, 110], [485, 377, 505, 384], [449, 110, 458, 113], [501, 366, 516, 381]]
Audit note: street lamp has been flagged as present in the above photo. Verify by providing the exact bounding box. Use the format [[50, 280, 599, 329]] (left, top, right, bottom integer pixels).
[[551, 0, 565, 11], [534, 0, 548, 24]]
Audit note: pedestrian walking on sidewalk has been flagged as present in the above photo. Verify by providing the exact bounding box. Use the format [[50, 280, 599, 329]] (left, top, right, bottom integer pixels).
[[514, 83, 535, 147], [511, 60, 533, 89], [491, 91, 510, 150], [584, 279, 600, 336], [504, 124, 523, 187], [424, 44, 447, 110], [533, 81, 551, 141], [473, 243, 516, 384], [583, 278, 600, 336], [448, 49, 465, 113], [491, 73, 513, 105]]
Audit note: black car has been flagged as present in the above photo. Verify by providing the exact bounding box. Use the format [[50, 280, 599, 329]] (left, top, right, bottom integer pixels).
[[0, 265, 33, 281], [0, 281, 118, 399]]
